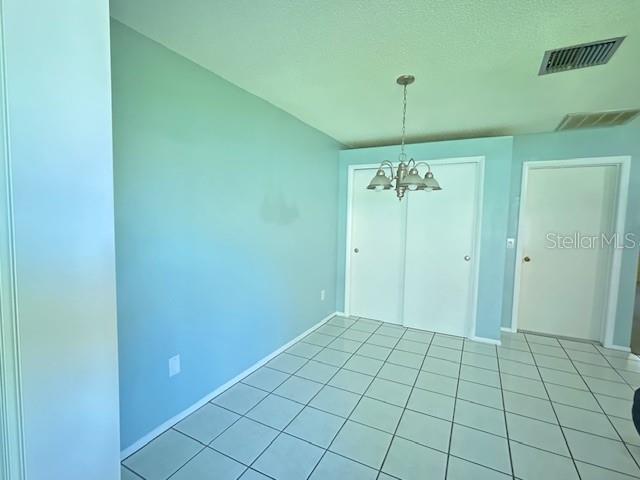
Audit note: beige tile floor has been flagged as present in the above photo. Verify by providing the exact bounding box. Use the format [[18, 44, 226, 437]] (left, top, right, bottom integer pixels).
[[122, 316, 640, 480]]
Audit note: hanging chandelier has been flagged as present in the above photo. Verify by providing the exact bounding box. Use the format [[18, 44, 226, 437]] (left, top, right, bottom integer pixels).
[[367, 75, 441, 200]]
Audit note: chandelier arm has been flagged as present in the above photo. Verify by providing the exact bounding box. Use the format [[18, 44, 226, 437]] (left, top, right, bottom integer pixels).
[[380, 160, 396, 180], [413, 161, 432, 173]]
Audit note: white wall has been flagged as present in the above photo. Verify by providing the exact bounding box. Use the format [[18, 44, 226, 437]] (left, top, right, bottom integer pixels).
[[1, 0, 120, 478]]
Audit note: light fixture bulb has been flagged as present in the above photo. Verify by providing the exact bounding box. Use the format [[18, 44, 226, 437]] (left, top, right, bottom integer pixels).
[[399, 167, 425, 191], [367, 168, 392, 191]]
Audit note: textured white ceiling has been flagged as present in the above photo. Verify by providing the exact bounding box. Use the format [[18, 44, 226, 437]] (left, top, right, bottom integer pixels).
[[110, 0, 640, 146]]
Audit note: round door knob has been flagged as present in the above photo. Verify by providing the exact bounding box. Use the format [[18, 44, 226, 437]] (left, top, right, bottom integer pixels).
[[354, 248, 359, 253], [464, 255, 471, 261], [523, 256, 531, 262]]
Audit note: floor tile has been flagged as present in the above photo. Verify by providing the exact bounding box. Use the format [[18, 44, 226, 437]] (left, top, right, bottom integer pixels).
[[171, 448, 245, 480], [576, 362, 625, 382], [174, 403, 240, 444], [566, 349, 610, 367], [308, 451, 377, 480], [121, 467, 143, 480], [450, 424, 511, 474], [242, 367, 290, 391], [366, 334, 398, 348], [499, 340, 530, 353], [500, 373, 547, 400], [267, 353, 308, 374], [564, 428, 640, 477], [253, 433, 323, 480], [328, 337, 362, 353], [387, 349, 424, 369], [539, 367, 587, 390], [328, 368, 374, 394], [559, 339, 599, 353], [576, 461, 640, 480], [462, 351, 498, 371], [351, 320, 380, 333], [402, 329, 433, 343], [432, 334, 464, 350], [503, 390, 557, 424], [506, 412, 569, 455], [329, 420, 392, 469], [456, 380, 503, 409], [396, 408, 451, 452], [341, 329, 371, 342], [381, 436, 447, 480], [554, 403, 618, 439], [428, 345, 462, 363], [422, 356, 460, 379], [309, 385, 361, 418], [455, 399, 506, 437], [212, 383, 268, 415], [246, 394, 303, 430], [407, 387, 455, 420], [498, 347, 535, 364], [459, 364, 500, 388], [526, 334, 560, 346], [312, 348, 351, 367], [123, 430, 202, 480], [273, 375, 323, 404], [377, 325, 405, 338], [350, 396, 402, 433], [395, 338, 429, 355], [295, 360, 339, 383], [284, 406, 344, 448], [210, 417, 278, 465], [287, 342, 323, 359], [415, 370, 458, 396], [533, 353, 577, 373], [583, 376, 634, 399], [377, 363, 419, 385], [343, 354, 383, 376], [357, 343, 392, 360], [510, 440, 579, 480], [317, 324, 346, 337], [327, 316, 356, 328], [608, 356, 640, 373], [446, 456, 511, 479], [463, 340, 497, 356], [546, 383, 601, 412], [365, 377, 412, 406], [305, 332, 336, 347], [619, 370, 640, 388], [498, 358, 540, 380], [609, 416, 640, 446], [595, 394, 633, 418], [529, 343, 567, 358]]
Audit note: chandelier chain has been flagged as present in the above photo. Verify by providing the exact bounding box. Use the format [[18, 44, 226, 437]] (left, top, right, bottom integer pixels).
[[400, 84, 407, 159]]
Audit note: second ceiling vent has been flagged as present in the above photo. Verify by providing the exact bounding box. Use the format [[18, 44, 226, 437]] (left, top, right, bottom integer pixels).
[[539, 37, 625, 75]]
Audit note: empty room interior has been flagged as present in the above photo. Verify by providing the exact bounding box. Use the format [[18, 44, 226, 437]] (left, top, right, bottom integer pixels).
[[3, 1, 640, 479]]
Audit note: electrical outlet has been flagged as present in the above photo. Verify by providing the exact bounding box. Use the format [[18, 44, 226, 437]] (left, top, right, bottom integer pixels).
[[506, 238, 515, 249], [320, 289, 326, 301], [169, 355, 181, 377]]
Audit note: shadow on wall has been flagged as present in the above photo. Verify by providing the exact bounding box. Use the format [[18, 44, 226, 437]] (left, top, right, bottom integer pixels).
[[260, 188, 300, 225]]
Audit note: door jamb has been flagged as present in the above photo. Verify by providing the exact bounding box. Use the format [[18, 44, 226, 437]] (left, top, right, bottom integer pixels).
[[344, 156, 484, 338], [510, 157, 631, 348]]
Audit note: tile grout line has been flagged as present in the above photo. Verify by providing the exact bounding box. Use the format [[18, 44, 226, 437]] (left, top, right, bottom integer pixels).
[[493, 341, 516, 479], [521, 333, 583, 480], [374, 324, 436, 480], [443, 335, 464, 479]]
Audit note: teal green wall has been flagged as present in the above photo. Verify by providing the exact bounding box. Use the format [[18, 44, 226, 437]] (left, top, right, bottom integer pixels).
[[337, 137, 514, 341], [3, 1, 120, 478], [111, 21, 341, 450], [337, 121, 640, 346], [505, 119, 640, 346]]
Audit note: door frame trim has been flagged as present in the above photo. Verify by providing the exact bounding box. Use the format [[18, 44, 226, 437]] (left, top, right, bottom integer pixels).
[[511, 157, 631, 347], [344, 156, 484, 338]]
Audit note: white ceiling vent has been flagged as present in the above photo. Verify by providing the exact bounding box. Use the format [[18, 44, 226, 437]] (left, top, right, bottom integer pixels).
[[556, 109, 640, 131], [539, 37, 625, 75]]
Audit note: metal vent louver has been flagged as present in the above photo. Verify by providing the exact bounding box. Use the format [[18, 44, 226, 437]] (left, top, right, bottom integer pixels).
[[556, 109, 640, 131], [539, 37, 625, 75]]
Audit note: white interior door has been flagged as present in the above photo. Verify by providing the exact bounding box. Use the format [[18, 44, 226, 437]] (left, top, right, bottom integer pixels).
[[402, 162, 479, 336], [348, 168, 404, 323], [517, 164, 618, 341]]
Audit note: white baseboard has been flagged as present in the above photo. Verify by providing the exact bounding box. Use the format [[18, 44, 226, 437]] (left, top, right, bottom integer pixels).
[[469, 336, 502, 346], [500, 327, 517, 333], [603, 343, 631, 353], [120, 311, 338, 460]]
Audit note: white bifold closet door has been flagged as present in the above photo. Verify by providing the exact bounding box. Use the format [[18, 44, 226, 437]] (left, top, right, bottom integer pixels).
[[402, 162, 479, 336], [348, 160, 480, 336]]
